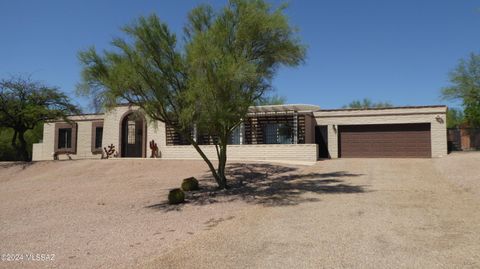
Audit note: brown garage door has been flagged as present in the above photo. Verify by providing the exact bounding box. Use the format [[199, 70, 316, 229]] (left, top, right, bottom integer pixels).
[[338, 124, 431, 158]]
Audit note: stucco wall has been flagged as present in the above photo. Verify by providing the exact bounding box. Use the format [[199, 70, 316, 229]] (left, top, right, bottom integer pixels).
[[32, 106, 163, 161], [102, 106, 166, 158], [31, 143, 44, 161], [33, 110, 317, 162], [32, 114, 105, 161], [102, 106, 129, 156], [314, 106, 448, 158], [32, 105, 448, 162]]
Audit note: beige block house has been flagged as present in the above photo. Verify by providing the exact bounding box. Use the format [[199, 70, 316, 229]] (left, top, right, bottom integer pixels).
[[32, 104, 448, 162]]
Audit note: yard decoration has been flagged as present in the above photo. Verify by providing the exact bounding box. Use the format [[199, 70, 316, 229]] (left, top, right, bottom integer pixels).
[[102, 144, 117, 159], [149, 140, 159, 158], [168, 188, 185, 204], [181, 177, 199, 191]]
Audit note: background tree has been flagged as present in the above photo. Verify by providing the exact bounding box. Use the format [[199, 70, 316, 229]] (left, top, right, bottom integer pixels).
[[343, 98, 393, 109], [442, 53, 480, 127], [0, 124, 43, 161], [255, 94, 287, 105], [77, 0, 305, 189], [446, 108, 465, 128], [0, 76, 79, 161]]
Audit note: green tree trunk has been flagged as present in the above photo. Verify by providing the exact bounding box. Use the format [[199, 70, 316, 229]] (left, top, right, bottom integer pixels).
[[187, 136, 225, 188], [186, 134, 229, 190], [217, 141, 228, 189]]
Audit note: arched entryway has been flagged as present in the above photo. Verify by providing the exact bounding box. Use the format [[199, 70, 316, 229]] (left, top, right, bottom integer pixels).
[[120, 112, 146, 158]]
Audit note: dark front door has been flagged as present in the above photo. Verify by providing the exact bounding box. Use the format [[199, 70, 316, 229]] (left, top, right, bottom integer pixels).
[[338, 123, 431, 158], [122, 114, 144, 157], [315, 125, 329, 158]]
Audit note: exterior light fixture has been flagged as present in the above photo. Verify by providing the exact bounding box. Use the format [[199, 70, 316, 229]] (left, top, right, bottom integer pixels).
[[435, 115, 444, 123]]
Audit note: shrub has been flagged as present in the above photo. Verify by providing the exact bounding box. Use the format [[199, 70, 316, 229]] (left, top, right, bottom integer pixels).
[[168, 188, 185, 204], [181, 177, 199, 191]]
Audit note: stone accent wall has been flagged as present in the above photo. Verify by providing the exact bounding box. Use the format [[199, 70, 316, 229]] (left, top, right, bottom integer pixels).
[[314, 106, 448, 158]]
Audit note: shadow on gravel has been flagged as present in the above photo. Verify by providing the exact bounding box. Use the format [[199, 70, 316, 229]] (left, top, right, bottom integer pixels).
[[0, 161, 35, 170], [147, 163, 367, 211]]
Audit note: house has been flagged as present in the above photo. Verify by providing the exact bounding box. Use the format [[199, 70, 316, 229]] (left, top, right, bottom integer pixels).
[[32, 104, 448, 162]]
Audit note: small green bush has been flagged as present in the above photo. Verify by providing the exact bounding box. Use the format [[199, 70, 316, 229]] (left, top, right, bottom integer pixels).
[[181, 177, 199, 191], [168, 188, 185, 204]]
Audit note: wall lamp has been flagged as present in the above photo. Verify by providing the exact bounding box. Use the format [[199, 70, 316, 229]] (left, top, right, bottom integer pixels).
[[435, 115, 444, 123]]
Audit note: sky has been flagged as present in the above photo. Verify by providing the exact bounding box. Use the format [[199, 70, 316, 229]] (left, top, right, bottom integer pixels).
[[1, 0, 479, 111]]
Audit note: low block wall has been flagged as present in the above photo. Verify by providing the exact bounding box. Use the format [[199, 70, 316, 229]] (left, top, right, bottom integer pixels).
[[160, 144, 318, 163], [32, 143, 44, 161]]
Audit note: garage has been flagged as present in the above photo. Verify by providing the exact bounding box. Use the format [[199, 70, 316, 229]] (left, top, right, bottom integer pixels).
[[338, 123, 431, 158]]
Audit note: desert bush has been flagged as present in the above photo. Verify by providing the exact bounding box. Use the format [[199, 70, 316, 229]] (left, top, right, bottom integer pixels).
[[181, 177, 199, 191], [168, 188, 185, 204]]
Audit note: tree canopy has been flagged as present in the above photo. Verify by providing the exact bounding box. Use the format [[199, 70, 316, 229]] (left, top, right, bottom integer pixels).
[[343, 98, 393, 109], [0, 76, 79, 161], [77, 0, 305, 188], [446, 108, 465, 128], [442, 53, 480, 128], [254, 94, 287, 105]]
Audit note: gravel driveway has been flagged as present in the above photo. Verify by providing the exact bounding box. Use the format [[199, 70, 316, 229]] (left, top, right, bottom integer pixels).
[[1, 154, 480, 269], [145, 154, 480, 269]]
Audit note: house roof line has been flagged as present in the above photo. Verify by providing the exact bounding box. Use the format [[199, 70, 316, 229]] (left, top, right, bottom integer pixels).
[[319, 105, 447, 112]]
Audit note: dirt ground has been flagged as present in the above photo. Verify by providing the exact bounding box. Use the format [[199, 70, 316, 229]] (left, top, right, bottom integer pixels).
[[0, 159, 254, 269], [1, 153, 480, 268], [145, 153, 480, 269]]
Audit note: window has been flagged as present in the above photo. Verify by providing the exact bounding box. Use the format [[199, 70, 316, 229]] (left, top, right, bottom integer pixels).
[[263, 123, 293, 144], [95, 127, 103, 149], [165, 124, 192, 145], [91, 121, 104, 154], [127, 121, 136, 144], [229, 126, 241, 144], [55, 123, 77, 154], [58, 128, 72, 149]]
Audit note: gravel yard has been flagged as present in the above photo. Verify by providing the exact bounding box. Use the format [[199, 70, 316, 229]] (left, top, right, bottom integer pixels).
[[1, 153, 480, 269], [0, 159, 255, 269]]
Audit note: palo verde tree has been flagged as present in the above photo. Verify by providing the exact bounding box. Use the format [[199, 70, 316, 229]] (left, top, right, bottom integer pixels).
[[255, 94, 287, 105], [77, 0, 305, 189], [0, 76, 79, 161], [442, 53, 480, 128]]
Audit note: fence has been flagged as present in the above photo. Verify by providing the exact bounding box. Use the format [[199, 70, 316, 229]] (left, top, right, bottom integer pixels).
[[447, 128, 480, 151]]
